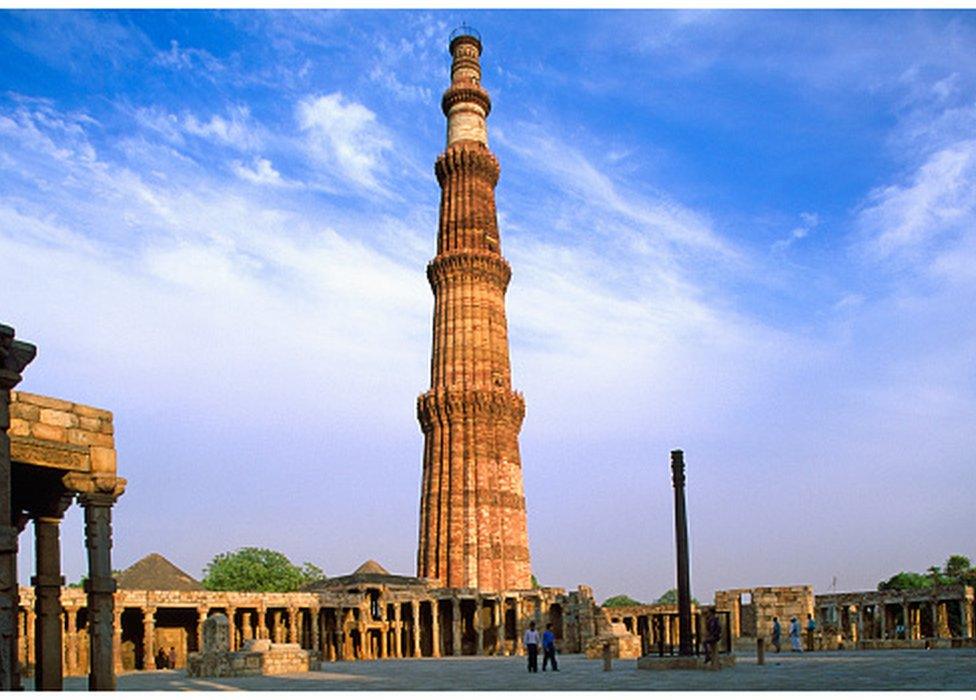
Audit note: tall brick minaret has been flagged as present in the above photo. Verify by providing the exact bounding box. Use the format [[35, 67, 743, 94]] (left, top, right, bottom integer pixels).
[[416, 27, 531, 592]]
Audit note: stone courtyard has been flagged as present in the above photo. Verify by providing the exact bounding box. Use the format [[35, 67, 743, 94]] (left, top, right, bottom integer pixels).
[[32, 649, 976, 691]]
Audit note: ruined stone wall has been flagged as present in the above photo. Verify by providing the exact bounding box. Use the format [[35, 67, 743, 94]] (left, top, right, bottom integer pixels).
[[714, 586, 814, 639]]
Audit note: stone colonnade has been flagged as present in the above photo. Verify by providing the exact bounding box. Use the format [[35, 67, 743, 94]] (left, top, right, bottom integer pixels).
[[15, 584, 600, 676], [815, 586, 975, 646]]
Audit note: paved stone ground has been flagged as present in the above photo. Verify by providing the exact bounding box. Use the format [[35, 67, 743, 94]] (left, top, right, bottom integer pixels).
[[44, 649, 976, 691]]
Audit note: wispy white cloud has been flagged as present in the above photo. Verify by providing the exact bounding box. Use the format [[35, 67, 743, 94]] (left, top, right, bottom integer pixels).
[[153, 39, 225, 74], [231, 156, 289, 187], [183, 106, 260, 150], [495, 123, 736, 259], [133, 104, 262, 152], [297, 92, 393, 194], [365, 14, 446, 104], [773, 211, 819, 250], [859, 139, 976, 268]]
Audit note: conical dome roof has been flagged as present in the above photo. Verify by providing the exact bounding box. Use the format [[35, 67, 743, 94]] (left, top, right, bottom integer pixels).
[[116, 553, 203, 591], [353, 559, 389, 576]]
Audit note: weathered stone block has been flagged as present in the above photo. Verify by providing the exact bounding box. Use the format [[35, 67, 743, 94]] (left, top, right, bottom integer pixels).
[[19, 393, 73, 411], [9, 402, 40, 421], [9, 418, 30, 437], [31, 422, 66, 442], [67, 428, 113, 448], [90, 446, 117, 473], [73, 404, 113, 421], [78, 416, 102, 433], [39, 408, 79, 428], [203, 613, 230, 653]]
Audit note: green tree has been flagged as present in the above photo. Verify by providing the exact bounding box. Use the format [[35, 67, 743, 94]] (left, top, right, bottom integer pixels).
[[202, 548, 324, 592], [944, 555, 972, 580], [530, 574, 540, 590], [68, 570, 121, 589], [877, 571, 932, 591], [602, 594, 643, 607], [655, 588, 699, 605], [927, 565, 950, 586]]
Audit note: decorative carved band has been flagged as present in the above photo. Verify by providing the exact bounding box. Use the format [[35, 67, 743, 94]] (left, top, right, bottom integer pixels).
[[427, 251, 511, 291], [417, 387, 525, 431], [451, 56, 481, 80], [435, 143, 500, 187], [441, 83, 492, 118]]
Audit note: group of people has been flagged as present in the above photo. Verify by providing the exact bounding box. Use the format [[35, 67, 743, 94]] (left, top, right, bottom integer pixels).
[[521, 610, 729, 671], [522, 622, 559, 672], [153, 645, 178, 670], [771, 614, 817, 653]]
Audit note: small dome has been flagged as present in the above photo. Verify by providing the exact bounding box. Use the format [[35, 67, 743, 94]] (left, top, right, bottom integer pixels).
[[353, 559, 390, 576]]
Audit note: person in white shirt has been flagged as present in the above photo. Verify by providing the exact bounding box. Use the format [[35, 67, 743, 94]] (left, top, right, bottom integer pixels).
[[523, 621, 540, 672]]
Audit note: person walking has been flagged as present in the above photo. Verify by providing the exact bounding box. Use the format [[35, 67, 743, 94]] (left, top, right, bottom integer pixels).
[[524, 621, 540, 672], [771, 616, 782, 653], [805, 613, 816, 651], [542, 623, 558, 671], [704, 610, 722, 664], [789, 616, 802, 652]]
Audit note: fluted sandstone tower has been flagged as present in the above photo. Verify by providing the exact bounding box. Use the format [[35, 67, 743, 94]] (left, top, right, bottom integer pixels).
[[416, 28, 531, 592]]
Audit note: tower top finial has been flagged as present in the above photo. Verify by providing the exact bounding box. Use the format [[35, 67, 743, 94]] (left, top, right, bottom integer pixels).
[[449, 23, 482, 53]]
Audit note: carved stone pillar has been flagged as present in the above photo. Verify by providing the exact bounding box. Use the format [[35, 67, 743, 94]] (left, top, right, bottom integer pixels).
[[452, 598, 461, 656], [931, 601, 939, 639], [142, 607, 156, 670], [327, 611, 336, 661], [497, 597, 506, 655], [475, 597, 484, 655], [65, 607, 78, 677], [25, 607, 36, 669], [412, 602, 421, 658], [392, 605, 401, 658], [226, 606, 237, 651], [257, 605, 267, 640], [358, 620, 368, 659], [514, 599, 524, 655], [431, 602, 441, 658], [78, 489, 122, 690], [961, 599, 972, 639], [241, 610, 253, 641], [112, 608, 123, 675], [286, 608, 297, 644], [0, 324, 35, 691], [310, 607, 320, 653], [878, 603, 886, 639], [33, 512, 68, 690], [196, 607, 208, 651]]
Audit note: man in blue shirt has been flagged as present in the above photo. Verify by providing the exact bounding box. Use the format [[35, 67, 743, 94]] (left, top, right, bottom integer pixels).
[[542, 623, 558, 671]]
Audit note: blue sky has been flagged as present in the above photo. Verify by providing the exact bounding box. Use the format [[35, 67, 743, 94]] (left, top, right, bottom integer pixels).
[[2, 10, 975, 603]]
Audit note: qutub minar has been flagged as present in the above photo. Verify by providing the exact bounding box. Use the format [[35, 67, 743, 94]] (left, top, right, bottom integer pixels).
[[416, 27, 532, 592]]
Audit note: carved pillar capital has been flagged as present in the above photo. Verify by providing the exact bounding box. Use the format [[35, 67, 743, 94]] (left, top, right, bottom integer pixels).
[[0, 325, 37, 389]]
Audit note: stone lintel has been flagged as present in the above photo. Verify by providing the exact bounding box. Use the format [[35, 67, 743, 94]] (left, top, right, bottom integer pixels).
[[11, 439, 90, 472]]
